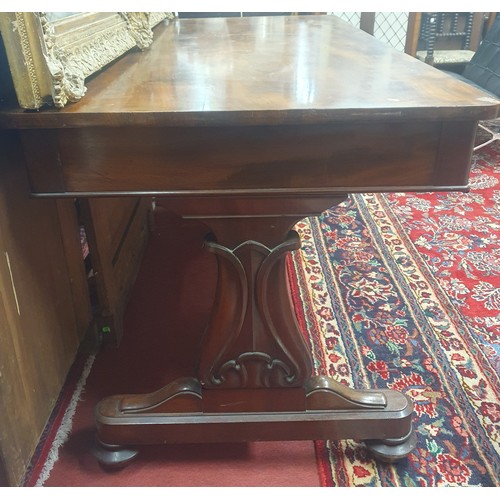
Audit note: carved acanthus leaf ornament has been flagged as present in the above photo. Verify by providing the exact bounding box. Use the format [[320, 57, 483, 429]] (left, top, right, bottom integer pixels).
[[40, 12, 172, 108]]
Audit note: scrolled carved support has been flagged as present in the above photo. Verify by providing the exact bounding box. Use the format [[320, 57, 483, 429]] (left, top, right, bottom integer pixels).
[[215, 352, 295, 388], [198, 229, 313, 390], [306, 375, 387, 410]]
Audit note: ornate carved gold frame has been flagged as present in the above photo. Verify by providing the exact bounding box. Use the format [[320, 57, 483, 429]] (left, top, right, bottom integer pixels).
[[0, 12, 173, 109]]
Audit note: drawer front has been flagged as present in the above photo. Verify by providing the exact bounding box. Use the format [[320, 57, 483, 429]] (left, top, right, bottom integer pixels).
[[21, 121, 476, 197]]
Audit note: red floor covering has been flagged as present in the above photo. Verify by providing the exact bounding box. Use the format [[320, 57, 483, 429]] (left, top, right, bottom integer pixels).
[[42, 205, 320, 487]]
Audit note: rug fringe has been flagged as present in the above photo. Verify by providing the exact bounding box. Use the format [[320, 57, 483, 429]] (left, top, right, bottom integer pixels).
[[34, 354, 96, 487]]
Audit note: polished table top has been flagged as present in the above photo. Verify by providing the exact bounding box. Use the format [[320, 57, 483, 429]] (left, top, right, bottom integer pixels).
[[2, 15, 499, 199], [1, 15, 499, 129]]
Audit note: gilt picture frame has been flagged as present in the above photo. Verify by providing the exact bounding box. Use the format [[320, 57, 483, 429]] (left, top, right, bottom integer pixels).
[[0, 12, 173, 109]]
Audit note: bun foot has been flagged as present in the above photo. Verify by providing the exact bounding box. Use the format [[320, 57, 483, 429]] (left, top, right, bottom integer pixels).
[[93, 439, 138, 469], [364, 427, 417, 463]]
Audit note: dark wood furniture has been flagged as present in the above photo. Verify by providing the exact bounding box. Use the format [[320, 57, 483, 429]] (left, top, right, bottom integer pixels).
[[0, 38, 89, 484], [0, 20, 150, 484], [416, 12, 487, 70], [80, 197, 153, 345], [0, 131, 87, 485], [1, 15, 498, 468], [0, 135, 151, 484]]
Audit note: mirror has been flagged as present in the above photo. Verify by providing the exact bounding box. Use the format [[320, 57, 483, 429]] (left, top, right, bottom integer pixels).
[[0, 12, 173, 109]]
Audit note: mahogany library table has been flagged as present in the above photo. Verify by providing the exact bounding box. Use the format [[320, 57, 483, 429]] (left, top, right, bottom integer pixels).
[[1, 15, 499, 467]]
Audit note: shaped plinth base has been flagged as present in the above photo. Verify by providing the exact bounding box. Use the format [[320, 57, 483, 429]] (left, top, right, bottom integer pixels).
[[94, 375, 416, 467]]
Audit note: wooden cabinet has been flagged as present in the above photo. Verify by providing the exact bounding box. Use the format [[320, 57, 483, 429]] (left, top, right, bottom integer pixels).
[[0, 131, 85, 486], [0, 129, 152, 485]]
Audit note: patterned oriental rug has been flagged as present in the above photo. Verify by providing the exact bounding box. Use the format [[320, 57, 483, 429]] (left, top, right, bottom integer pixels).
[[288, 142, 500, 486]]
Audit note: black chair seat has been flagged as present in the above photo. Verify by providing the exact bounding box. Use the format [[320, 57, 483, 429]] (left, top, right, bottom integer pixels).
[[450, 17, 500, 150], [462, 17, 500, 98]]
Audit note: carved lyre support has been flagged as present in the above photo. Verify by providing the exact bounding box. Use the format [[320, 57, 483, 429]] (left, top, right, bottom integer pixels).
[[199, 226, 312, 389]]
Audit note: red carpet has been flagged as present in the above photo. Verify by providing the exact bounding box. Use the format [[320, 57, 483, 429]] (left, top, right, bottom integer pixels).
[[288, 141, 500, 486]]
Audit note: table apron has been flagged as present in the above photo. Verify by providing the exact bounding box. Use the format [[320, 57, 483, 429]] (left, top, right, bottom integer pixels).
[[19, 120, 477, 197]]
